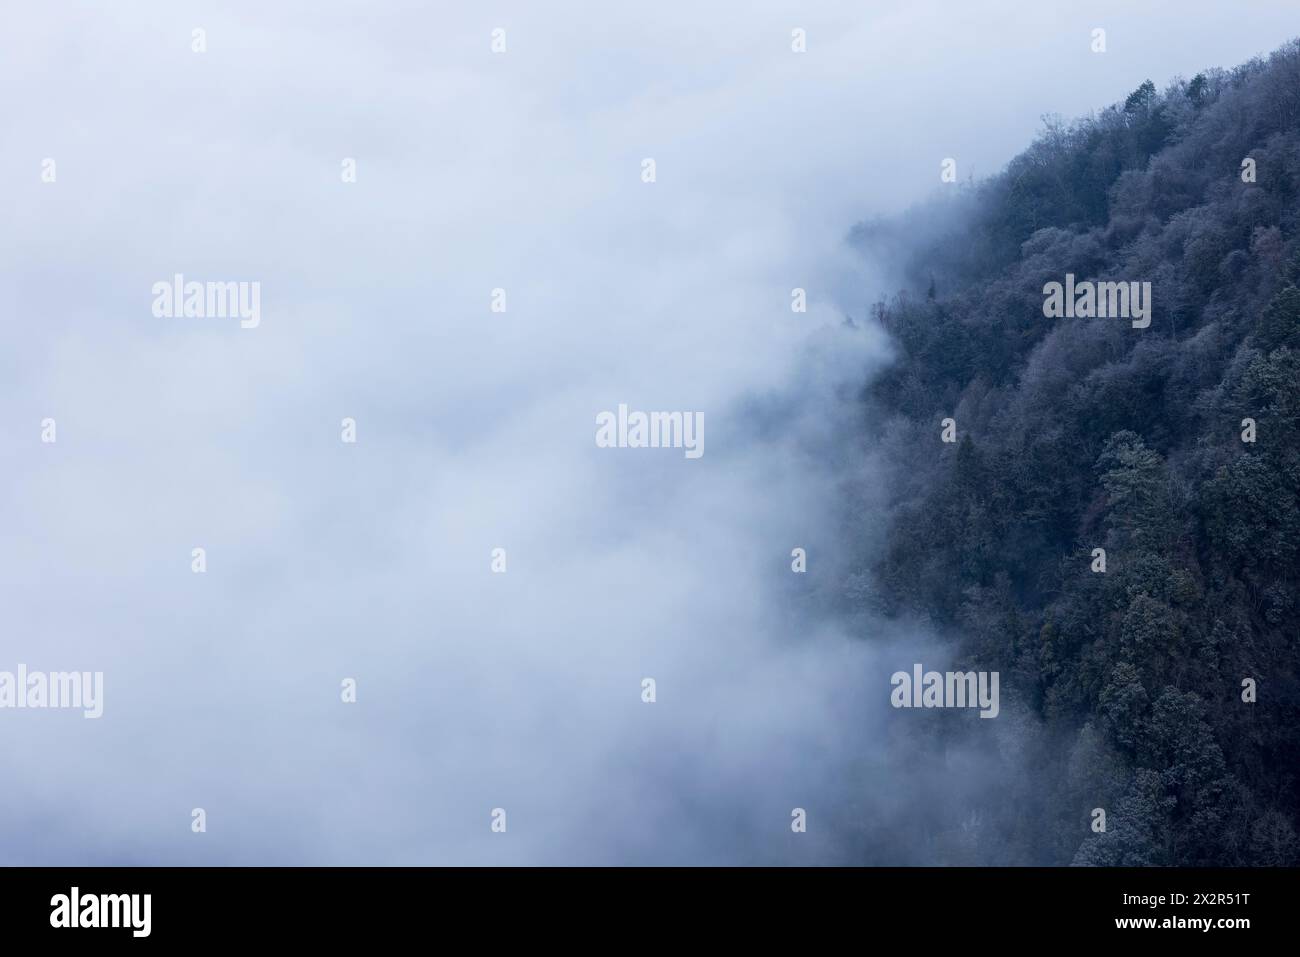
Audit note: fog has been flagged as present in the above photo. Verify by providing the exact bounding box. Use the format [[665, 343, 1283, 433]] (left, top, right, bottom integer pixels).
[[1, 1, 1294, 864]]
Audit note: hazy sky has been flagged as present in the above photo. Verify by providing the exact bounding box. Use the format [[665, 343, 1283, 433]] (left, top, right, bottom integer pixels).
[[1, 1, 1296, 864]]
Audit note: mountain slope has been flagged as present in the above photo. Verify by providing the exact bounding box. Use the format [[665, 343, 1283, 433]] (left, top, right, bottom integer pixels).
[[856, 39, 1300, 865]]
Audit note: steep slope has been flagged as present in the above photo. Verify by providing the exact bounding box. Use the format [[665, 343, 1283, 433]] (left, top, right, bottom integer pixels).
[[855, 39, 1300, 865]]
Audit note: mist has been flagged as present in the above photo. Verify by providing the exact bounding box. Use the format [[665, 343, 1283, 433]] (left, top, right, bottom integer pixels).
[[1, 1, 1295, 864]]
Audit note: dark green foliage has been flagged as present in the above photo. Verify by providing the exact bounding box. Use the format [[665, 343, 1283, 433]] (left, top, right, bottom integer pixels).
[[855, 40, 1300, 865]]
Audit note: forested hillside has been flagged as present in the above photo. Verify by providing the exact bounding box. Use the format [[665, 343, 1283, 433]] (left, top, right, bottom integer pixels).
[[855, 39, 1300, 865]]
